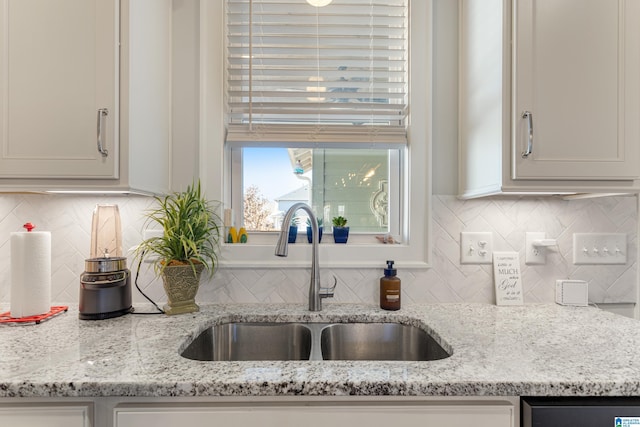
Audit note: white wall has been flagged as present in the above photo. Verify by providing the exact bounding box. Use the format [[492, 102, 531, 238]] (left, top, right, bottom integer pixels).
[[171, 0, 201, 191], [432, 0, 459, 195]]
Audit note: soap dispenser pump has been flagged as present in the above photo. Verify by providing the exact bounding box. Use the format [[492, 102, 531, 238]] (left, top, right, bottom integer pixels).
[[380, 260, 401, 310]]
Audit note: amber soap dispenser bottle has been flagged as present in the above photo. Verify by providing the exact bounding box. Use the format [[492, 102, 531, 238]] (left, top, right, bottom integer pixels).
[[380, 260, 401, 310]]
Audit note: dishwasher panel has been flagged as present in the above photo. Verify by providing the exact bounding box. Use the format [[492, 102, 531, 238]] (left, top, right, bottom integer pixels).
[[522, 397, 640, 427]]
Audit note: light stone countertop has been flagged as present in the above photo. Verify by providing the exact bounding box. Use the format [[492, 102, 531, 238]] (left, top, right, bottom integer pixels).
[[1, 302, 639, 398]]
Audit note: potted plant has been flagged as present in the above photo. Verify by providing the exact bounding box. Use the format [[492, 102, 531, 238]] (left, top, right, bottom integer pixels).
[[135, 181, 221, 315], [288, 213, 300, 243], [306, 217, 323, 243], [332, 216, 349, 244]]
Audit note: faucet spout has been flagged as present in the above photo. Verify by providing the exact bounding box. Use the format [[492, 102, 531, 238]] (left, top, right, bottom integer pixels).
[[275, 202, 331, 311]]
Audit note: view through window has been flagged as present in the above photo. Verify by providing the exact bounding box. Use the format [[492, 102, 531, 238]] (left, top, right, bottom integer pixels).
[[241, 147, 397, 234]]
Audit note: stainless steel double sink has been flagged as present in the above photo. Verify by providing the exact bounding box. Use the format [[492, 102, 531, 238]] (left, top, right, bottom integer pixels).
[[181, 322, 451, 362]]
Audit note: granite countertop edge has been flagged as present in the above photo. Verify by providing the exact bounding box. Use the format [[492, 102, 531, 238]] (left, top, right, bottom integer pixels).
[[1, 302, 639, 398]]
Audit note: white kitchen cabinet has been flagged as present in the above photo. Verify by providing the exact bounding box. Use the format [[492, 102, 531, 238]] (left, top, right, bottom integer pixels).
[[0, 0, 171, 194], [0, 0, 118, 179], [0, 397, 519, 427], [459, 0, 640, 198], [0, 403, 92, 427], [114, 402, 515, 427]]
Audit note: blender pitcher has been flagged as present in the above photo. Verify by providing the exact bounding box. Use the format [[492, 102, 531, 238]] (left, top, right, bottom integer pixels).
[[90, 204, 123, 259]]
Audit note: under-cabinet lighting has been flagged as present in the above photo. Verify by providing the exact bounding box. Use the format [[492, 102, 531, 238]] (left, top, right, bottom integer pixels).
[[45, 190, 152, 196], [562, 193, 633, 200]]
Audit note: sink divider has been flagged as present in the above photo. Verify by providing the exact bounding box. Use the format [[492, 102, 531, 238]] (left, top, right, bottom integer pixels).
[[305, 323, 328, 361]]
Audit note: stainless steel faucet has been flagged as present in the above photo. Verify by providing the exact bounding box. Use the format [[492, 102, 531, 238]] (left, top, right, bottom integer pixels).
[[275, 202, 336, 311]]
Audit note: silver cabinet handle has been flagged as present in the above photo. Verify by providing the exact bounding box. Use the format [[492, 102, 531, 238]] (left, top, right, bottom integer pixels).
[[97, 108, 109, 157], [521, 110, 533, 158]]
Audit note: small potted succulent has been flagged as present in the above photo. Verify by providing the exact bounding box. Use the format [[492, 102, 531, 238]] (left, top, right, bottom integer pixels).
[[306, 217, 323, 243], [331, 216, 349, 244], [288, 213, 300, 243]]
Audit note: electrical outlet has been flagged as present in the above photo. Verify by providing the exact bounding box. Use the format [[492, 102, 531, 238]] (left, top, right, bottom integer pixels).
[[460, 232, 494, 264], [525, 232, 547, 265], [573, 233, 627, 265]]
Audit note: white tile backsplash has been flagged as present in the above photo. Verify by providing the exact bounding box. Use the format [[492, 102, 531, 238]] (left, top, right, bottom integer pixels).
[[0, 194, 636, 307]]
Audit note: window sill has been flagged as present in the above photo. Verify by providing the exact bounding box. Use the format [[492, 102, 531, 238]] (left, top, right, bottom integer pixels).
[[219, 241, 429, 269]]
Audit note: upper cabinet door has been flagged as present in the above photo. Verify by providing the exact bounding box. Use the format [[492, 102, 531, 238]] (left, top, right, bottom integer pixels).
[[0, 0, 118, 179], [512, 0, 640, 180]]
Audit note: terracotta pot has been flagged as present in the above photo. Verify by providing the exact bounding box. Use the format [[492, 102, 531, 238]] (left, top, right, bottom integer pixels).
[[161, 263, 204, 315]]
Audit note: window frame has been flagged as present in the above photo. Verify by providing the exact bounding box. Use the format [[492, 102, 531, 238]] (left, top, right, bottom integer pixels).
[[200, 0, 432, 269]]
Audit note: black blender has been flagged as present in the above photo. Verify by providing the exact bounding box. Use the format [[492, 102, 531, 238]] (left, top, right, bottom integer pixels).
[[79, 204, 132, 320]]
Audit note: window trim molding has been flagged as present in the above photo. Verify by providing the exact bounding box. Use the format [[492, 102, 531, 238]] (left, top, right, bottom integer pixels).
[[200, 0, 432, 269]]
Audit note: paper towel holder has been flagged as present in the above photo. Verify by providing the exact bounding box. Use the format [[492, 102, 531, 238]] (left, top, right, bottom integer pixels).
[[10, 222, 52, 318]]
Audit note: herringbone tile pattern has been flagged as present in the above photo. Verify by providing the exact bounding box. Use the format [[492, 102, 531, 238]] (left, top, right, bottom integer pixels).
[[0, 194, 636, 306]]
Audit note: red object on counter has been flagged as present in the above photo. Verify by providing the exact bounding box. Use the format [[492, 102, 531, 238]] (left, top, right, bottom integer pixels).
[[0, 306, 68, 324], [23, 222, 35, 232]]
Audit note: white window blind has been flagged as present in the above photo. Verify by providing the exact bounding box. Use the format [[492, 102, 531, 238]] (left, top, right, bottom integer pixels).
[[225, 0, 408, 147]]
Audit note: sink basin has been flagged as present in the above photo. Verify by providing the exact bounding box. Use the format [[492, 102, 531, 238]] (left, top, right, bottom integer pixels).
[[181, 321, 450, 362], [320, 323, 450, 361], [181, 322, 312, 361]]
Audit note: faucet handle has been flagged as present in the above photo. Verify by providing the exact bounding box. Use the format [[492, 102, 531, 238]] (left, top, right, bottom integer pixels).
[[320, 276, 338, 299]]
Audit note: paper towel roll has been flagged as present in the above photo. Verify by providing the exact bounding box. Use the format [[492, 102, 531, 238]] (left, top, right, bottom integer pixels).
[[10, 230, 51, 318]]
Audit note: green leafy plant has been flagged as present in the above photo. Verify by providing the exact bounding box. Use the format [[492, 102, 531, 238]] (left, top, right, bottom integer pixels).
[[306, 217, 323, 227], [332, 216, 348, 228], [135, 181, 221, 278], [290, 213, 301, 227]]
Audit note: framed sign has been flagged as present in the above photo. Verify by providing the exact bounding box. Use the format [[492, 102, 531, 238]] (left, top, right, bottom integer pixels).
[[493, 252, 523, 305]]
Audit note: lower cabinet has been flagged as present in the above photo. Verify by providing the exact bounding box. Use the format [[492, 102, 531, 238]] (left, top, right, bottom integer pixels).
[[0, 397, 518, 427], [114, 401, 516, 427], [0, 402, 92, 427]]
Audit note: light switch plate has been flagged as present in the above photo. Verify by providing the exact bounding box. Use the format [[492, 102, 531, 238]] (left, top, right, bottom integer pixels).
[[573, 233, 627, 265], [460, 232, 493, 264]]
